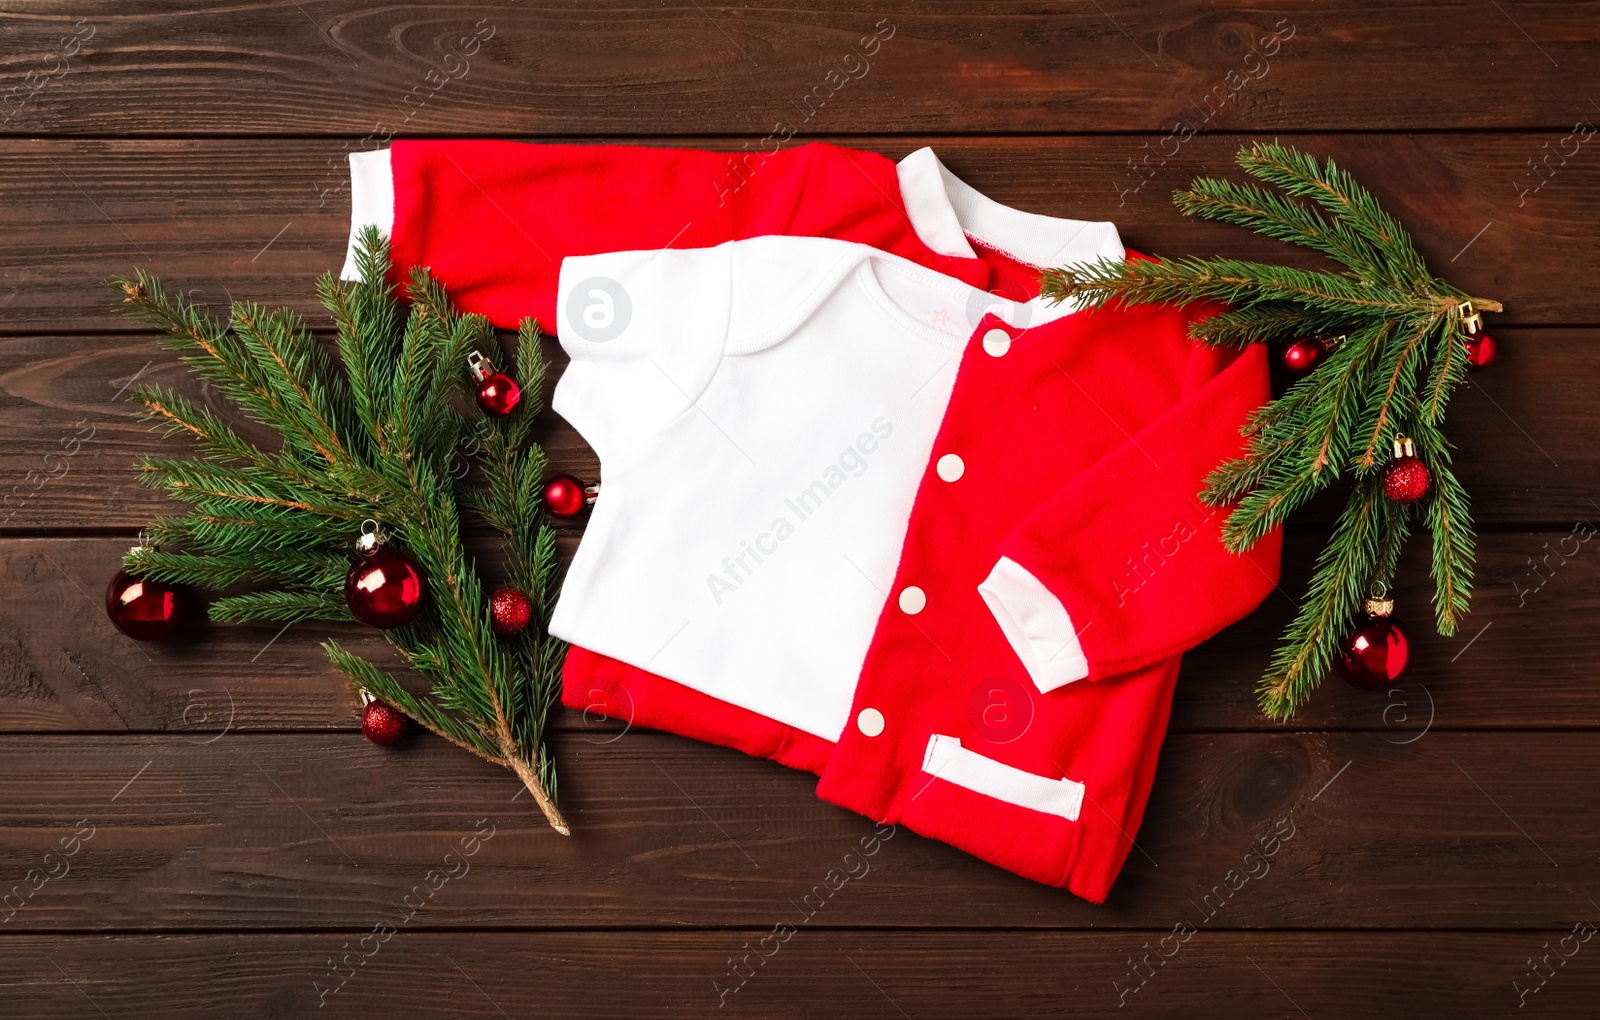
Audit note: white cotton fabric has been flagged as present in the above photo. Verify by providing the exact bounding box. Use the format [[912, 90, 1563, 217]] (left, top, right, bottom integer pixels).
[[548, 237, 1011, 740]]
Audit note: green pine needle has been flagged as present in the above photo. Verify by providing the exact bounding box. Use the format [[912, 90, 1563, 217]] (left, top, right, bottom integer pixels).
[[1042, 143, 1501, 718], [112, 226, 572, 832]]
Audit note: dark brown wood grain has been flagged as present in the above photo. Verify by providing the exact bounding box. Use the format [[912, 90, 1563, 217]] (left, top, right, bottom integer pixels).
[[0, 730, 1592, 930], [2, 2, 1597, 1015], [0, 3, 1595, 138], [2, 531, 1596, 733], [0, 326, 1587, 529], [3, 931, 1597, 1018], [0, 134, 1592, 334]]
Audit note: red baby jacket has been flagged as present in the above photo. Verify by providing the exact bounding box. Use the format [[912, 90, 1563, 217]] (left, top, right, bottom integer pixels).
[[342, 140, 1279, 900]]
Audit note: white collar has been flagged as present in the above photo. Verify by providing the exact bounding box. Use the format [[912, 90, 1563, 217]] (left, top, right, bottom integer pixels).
[[894, 147, 1125, 271]]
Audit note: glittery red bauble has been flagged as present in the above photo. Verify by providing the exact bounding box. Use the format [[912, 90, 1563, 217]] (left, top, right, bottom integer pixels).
[[474, 372, 522, 417], [1335, 615, 1410, 690], [344, 547, 425, 628], [361, 700, 408, 745], [1383, 456, 1431, 504], [1466, 332, 1497, 371], [1282, 338, 1328, 376], [543, 475, 589, 518], [490, 587, 533, 638], [105, 570, 185, 641]]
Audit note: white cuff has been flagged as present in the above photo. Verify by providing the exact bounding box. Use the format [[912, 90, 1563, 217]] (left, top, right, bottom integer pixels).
[[339, 149, 394, 282], [978, 556, 1089, 693]]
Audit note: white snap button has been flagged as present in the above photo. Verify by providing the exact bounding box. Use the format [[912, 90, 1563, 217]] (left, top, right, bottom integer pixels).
[[857, 707, 885, 737], [982, 328, 1011, 357], [898, 586, 926, 615], [936, 454, 965, 482]]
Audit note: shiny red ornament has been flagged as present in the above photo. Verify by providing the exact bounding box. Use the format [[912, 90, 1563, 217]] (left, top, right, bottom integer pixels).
[[490, 587, 533, 638], [1282, 337, 1328, 376], [1336, 594, 1410, 690], [345, 546, 425, 628], [543, 474, 595, 518], [105, 569, 185, 641], [361, 699, 408, 745], [475, 372, 522, 417], [1465, 332, 1497, 371], [468, 349, 521, 417]]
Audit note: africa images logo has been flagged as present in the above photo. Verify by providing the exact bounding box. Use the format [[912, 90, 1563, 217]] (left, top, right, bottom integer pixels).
[[565, 275, 633, 343]]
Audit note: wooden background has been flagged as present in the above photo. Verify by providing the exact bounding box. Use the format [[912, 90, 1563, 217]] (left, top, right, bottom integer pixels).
[[2, 2, 1598, 1016]]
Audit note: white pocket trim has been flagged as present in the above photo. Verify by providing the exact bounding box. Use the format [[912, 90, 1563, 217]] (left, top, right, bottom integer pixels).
[[920, 734, 1084, 822]]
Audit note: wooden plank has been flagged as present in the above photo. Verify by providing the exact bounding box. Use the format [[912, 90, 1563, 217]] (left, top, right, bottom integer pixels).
[[0, 324, 1586, 529], [1, 134, 1592, 333], [1173, 517, 1600, 730], [0, 730, 1594, 929], [0, 330, 596, 533], [3, 529, 1596, 733], [2, 931, 1597, 1018], [2, 3, 1595, 138]]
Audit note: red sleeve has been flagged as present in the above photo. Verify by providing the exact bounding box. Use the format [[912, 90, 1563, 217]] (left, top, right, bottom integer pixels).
[[978, 327, 1282, 690], [362, 139, 973, 330]]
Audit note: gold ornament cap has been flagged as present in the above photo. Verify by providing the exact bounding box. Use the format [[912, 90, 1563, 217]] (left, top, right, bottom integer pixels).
[[1392, 435, 1416, 460], [1362, 582, 1394, 617]]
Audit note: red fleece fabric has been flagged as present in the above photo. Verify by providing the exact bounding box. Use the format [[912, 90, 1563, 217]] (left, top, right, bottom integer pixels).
[[386, 139, 991, 330], [376, 139, 1280, 898]]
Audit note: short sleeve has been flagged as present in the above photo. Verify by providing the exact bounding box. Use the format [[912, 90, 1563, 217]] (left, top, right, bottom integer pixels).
[[551, 243, 735, 464]]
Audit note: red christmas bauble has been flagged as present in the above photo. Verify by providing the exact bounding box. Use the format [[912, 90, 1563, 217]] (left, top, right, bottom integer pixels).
[[361, 699, 408, 745], [105, 570, 185, 641], [475, 372, 522, 417], [1383, 456, 1431, 504], [1282, 338, 1328, 376], [345, 547, 425, 628], [543, 475, 591, 518], [1466, 332, 1497, 371], [1336, 613, 1410, 690], [490, 587, 533, 638]]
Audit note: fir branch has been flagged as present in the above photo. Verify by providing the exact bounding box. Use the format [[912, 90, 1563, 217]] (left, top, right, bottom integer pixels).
[[1412, 419, 1475, 635], [317, 272, 384, 462], [130, 384, 279, 468], [1236, 141, 1427, 284], [1043, 254, 1421, 320], [323, 640, 501, 761], [134, 456, 372, 519], [1420, 316, 1470, 426], [1187, 302, 1328, 348], [1259, 480, 1386, 719], [384, 269, 452, 474], [1175, 178, 1388, 279], [230, 302, 351, 465], [508, 317, 549, 449], [123, 546, 349, 589], [1353, 316, 1433, 471], [1043, 143, 1502, 718], [211, 589, 353, 623], [1216, 320, 1387, 551], [115, 273, 340, 466], [114, 229, 570, 831], [145, 508, 351, 555]]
